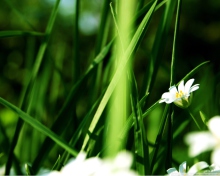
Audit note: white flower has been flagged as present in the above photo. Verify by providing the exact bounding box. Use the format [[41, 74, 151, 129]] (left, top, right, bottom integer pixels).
[[167, 161, 209, 176], [185, 116, 220, 165], [159, 79, 199, 108], [209, 164, 220, 173], [47, 151, 138, 176]]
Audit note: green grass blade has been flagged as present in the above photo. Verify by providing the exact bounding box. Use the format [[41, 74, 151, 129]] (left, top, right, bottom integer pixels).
[[90, 0, 111, 112], [0, 120, 23, 174], [199, 111, 208, 125], [133, 0, 167, 24], [119, 93, 149, 139], [0, 97, 78, 157], [165, 109, 173, 169], [57, 94, 103, 170], [5, 0, 61, 174], [3, 0, 35, 30], [140, 0, 176, 97], [110, 3, 125, 51], [31, 40, 113, 173], [177, 61, 210, 85], [173, 119, 190, 139], [81, 0, 158, 152], [119, 59, 209, 149], [95, 0, 111, 54], [170, 0, 182, 86], [73, 0, 80, 82], [130, 72, 150, 175], [0, 31, 44, 38], [164, 0, 182, 170], [30, 0, 60, 84], [150, 104, 170, 174], [136, 0, 145, 12]]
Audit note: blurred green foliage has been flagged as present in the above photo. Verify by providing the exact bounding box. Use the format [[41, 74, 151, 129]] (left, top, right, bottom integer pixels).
[[0, 0, 220, 174]]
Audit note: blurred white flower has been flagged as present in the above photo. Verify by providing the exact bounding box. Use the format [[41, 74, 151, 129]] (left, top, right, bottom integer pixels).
[[48, 151, 138, 176], [185, 116, 220, 165], [209, 164, 220, 173], [159, 79, 199, 108], [167, 161, 209, 176]]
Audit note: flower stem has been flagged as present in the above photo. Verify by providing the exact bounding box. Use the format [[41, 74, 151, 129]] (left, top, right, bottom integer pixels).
[[187, 109, 202, 130]]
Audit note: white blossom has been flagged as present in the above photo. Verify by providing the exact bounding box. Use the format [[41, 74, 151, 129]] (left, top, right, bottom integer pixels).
[[185, 116, 220, 165], [159, 79, 199, 108], [47, 151, 138, 176], [167, 161, 209, 176]]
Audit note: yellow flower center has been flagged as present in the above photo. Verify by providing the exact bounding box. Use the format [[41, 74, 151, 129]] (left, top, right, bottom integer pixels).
[[175, 90, 184, 98]]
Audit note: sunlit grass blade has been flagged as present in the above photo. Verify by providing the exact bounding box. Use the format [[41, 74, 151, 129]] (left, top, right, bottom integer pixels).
[[110, 3, 125, 51], [199, 111, 208, 125], [0, 31, 44, 38], [81, 0, 158, 152], [90, 0, 111, 111], [51, 155, 61, 171], [25, 164, 34, 175], [31, 39, 113, 173], [0, 97, 78, 157]]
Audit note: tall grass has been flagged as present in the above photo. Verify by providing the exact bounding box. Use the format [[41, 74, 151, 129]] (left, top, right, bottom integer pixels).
[[0, 0, 217, 175]]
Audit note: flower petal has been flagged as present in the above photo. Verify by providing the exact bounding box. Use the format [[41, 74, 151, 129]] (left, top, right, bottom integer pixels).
[[169, 86, 178, 100], [159, 92, 175, 104], [167, 168, 179, 176], [208, 116, 220, 138], [184, 132, 217, 156], [113, 151, 133, 169], [188, 161, 209, 174], [184, 79, 194, 93], [178, 80, 185, 92], [179, 161, 186, 174], [189, 84, 199, 93], [210, 163, 220, 172], [169, 86, 178, 94], [211, 148, 220, 165]]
